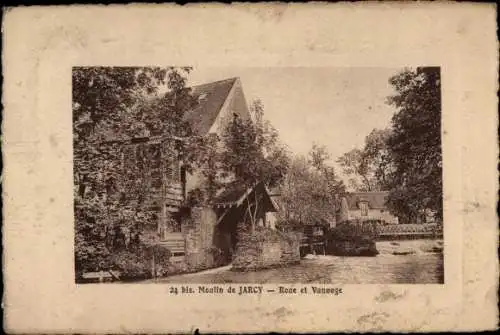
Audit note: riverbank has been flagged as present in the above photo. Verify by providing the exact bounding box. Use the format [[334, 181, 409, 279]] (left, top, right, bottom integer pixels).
[[148, 239, 443, 284]]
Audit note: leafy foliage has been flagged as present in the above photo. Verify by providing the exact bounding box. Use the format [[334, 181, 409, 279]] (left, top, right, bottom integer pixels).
[[325, 222, 379, 257], [220, 99, 290, 189], [328, 221, 379, 241], [279, 146, 345, 228], [363, 129, 393, 189], [73, 67, 195, 276], [218, 100, 290, 231], [184, 133, 223, 206], [337, 128, 392, 192], [385, 67, 442, 223], [335, 67, 442, 224]]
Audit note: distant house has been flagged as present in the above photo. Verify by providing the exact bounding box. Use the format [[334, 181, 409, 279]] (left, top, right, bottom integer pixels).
[[336, 191, 399, 225]]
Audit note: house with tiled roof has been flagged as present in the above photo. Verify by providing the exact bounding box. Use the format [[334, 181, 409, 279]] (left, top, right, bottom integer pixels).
[[104, 77, 279, 270], [183, 77, 252, 197], [336, 191, 399, 225]]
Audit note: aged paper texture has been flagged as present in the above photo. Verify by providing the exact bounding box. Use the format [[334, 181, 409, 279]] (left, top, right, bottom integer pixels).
[[2, 3, 498, 333]]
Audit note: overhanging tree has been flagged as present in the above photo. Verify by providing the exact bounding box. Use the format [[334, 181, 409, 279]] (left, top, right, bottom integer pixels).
[[336, 128, 392, 192], [279, 145, 345, 230], [308, 143, 346, 202], [363, 128, 393, 190], [337, 148, 373, 191], [219, 99, 290, 232], [385, 67, 442, 223], [73, 67, 198, 276]]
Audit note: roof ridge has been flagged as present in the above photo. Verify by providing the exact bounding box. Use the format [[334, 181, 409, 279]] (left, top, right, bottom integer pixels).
[[190, 77, 238, 89], [184, 76, 242, 135]]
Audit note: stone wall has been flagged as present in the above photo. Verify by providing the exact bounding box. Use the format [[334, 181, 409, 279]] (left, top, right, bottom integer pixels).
[[232, 229, 300, 271], [280, 234, 301, 264]]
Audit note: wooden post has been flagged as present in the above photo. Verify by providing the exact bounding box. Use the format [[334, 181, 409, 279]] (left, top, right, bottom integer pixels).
[[151, 250, 156, 279]]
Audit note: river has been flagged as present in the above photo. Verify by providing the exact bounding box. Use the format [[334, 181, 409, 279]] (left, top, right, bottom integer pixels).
[[153, 239, 444, 284]]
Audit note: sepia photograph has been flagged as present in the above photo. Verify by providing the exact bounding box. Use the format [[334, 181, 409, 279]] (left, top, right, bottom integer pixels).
[[4, 3, 498, 333], [73, 66, 444, 285]]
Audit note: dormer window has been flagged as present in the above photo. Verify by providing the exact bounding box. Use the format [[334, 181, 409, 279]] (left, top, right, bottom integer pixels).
[[198, 93, 208, 101]]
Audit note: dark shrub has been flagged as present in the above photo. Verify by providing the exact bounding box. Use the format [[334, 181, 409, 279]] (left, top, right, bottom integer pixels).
[[328, 220, 378, 240], [111, 250, 152, 280], [110, 245, 171, 280], [325, 222, 379, 257]]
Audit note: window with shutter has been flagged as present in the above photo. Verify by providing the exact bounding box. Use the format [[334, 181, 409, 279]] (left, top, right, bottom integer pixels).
[[360, 202, 368, 216]]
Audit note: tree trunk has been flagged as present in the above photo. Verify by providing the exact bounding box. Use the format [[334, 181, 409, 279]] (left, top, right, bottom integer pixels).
[[245, 197, 255, 234], [361, 175, 372, 191], [252, 191, 261, 232]]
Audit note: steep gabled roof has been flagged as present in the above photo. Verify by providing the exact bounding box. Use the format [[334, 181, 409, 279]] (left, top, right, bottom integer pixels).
[[345, 191, 389, 210], [184, 77, 238, 135], [213, 181, 248, 205], [98, 77, 247, 143]]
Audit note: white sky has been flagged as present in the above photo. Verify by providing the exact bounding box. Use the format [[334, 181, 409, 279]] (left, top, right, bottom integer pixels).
[[186, 67, 402, 167]]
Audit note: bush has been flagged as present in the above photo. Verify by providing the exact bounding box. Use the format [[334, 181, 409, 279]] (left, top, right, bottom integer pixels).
[[111, 250, 152, 280], [328, 220, 378, 241], [325, 222, 379, 257], [110, 245, 172, 280]]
